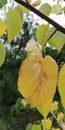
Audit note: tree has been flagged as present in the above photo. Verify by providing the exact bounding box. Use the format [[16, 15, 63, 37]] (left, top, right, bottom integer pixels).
[[0, 0, 65, 130]]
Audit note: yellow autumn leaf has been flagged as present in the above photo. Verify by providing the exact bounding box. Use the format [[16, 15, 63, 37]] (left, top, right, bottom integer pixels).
[[44, 118, 52, 130], [32, 0, 41, 7], [18, 39, 58, 118], [57, 112, 64, 122], [26, 39, 42, 59], [54, 128, 61, 130], [58, 64, 65, 108], [51, 101, 58, 112], [0, 19, 6, 37]]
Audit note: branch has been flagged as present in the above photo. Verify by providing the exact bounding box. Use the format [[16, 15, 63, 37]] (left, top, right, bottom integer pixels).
[[47, 29, 57, 41], [51, 111, 64, 130], [43, 29, 57, 46], [14, 0, 65, 34]]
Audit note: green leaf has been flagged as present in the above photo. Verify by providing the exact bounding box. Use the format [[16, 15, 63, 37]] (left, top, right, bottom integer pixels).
[[26, 123, 32, 130], [36, 24, 49, 45], [6, 8, 23, 43], [15, 98, 24, 113], [48, 27, 65, 52], [0, 0, 7, 8], [39, 3, 51, 16], [15, 98, 22, 108], [63, 6, 65, 13], [58, 64, 65, 108], [14, 5, 23, 21], [51, 4, 62, 14], [32, 124, 41, 130], [0, 18, 6, 37], [0, 42, 6, 67]]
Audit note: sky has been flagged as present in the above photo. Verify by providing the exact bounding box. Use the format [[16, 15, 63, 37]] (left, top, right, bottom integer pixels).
[[31, 0, 65, 27], [2, 0, 65, 27]]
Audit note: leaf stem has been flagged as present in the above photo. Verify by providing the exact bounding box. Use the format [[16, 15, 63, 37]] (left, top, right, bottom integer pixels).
[[43, 45, 46, 57], [43, 118, 46, 130]]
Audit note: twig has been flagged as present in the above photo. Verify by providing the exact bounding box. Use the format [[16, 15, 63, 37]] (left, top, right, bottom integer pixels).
[[14, 0, 65, 34], [47, 29, 57, 42], [51, 111, 64, 130], [44, 28, 57, 46], [51, 111, 59, 123]]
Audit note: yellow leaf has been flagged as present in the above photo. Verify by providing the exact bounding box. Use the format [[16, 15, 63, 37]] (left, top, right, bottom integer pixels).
[[57, 112, 64, 122], [0, 42, 6, 67], [51, 101, 58, 112], [44, 118, 52, 130], [26, 39, 42, 60], [22, 99, 27, 107], [58, 64, 65, 108], [32, 0, 41, 7], [18, 39, 58, 118], [0, 19, 6, 37], [54, 128, 61, 130], [38, 56, 58, 117]]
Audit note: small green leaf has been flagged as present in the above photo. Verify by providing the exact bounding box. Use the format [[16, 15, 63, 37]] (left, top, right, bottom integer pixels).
[[48, 27, 65, 52], [6, 8, 22, 43], [39, 3, 51, 16], [36, 24, 49, 45], [51, 4, 62, 14], [14, 5, 23, 21], [0, 42, 6, 67], [63, 6, 65, 13], [15, 98, 24, 113], [26, 123, 32, 130], [32, 124, 41, 130], [0, 0, 7, 8], [0, 18, 6, 37]]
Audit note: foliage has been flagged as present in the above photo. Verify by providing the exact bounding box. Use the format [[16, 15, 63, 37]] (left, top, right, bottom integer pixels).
[[18, 39, 58, 119], [0, 0, 65, 130], [36, 24, 49, 45], [0, 18, 6, 37], [0, 0, 7, 8], [39, 3, 51, 16], [6, 8, 23, 43], [0, 42, 6, 67], [58, 64, 65, 108]]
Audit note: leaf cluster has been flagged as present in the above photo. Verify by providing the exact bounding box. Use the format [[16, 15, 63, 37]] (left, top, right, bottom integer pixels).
[[0, 0, 65, 130], [0, 15, 42, 130]]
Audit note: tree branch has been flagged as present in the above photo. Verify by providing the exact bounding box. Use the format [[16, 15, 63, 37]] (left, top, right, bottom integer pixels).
[[47, 29, 57, 42], [14, 0, 65, 34], [44, 29, 57, 46]]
